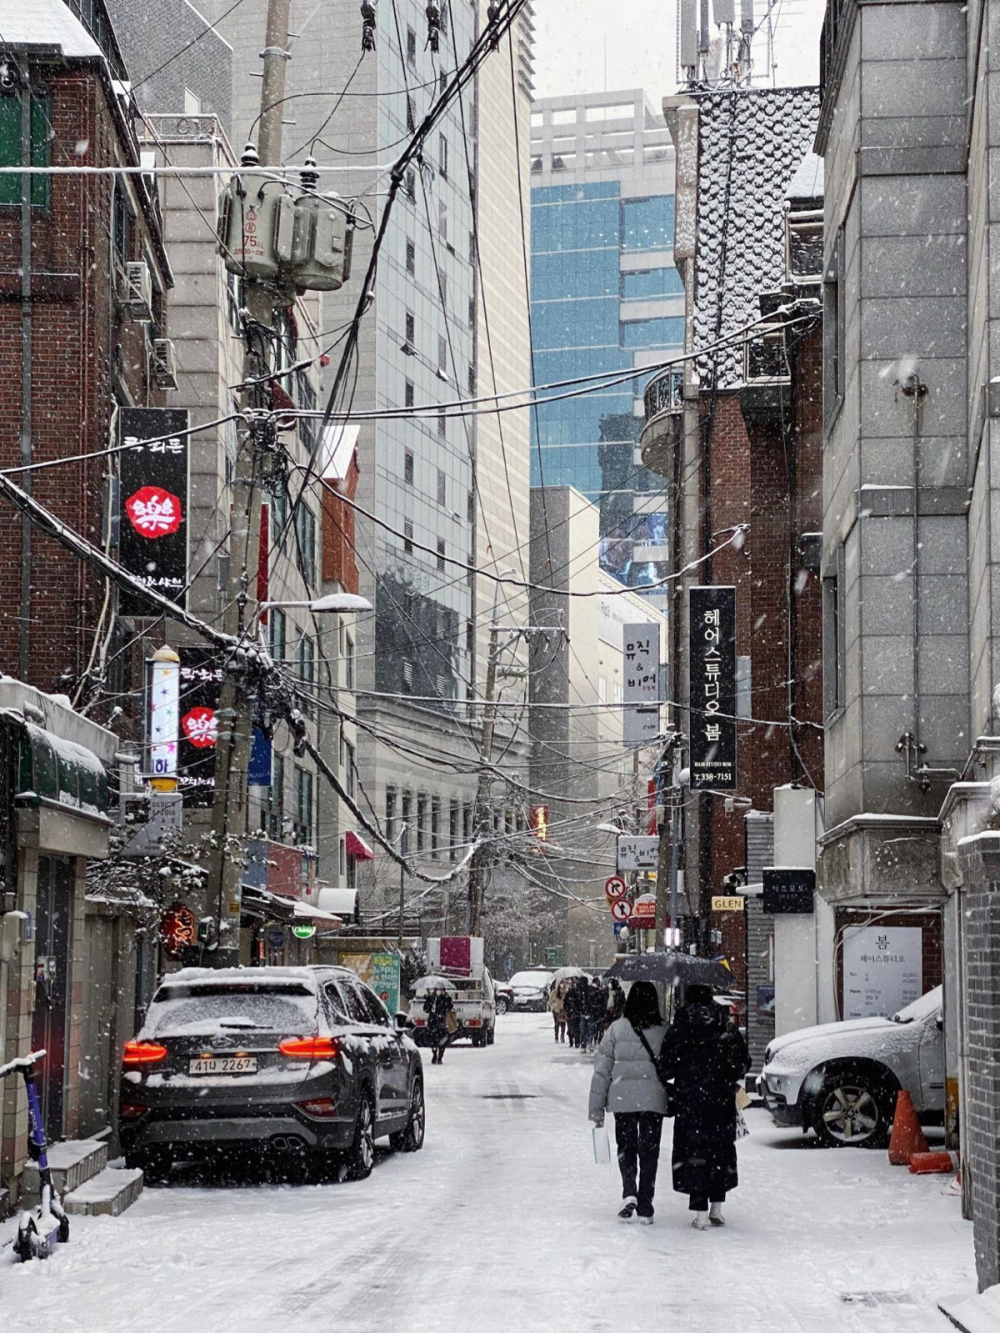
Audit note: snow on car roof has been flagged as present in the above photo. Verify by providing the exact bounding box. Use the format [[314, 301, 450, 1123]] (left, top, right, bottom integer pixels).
[[165, 966, 358, 991]]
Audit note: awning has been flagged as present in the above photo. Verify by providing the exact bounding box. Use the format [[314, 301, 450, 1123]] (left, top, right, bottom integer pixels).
[[241, 884, 342, 928], [317, 887, 360, 923], [16, 720, 109, 816], [345, 830, 374, 861]]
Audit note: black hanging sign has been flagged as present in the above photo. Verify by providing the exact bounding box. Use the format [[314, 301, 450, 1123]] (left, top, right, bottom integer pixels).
[[176, 647, 224, 807], [688, 585, 737, 790], [118, 407, 190, 615]]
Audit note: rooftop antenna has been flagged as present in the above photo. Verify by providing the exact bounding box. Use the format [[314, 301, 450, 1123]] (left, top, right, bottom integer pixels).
[[679, 0, 699, 85]]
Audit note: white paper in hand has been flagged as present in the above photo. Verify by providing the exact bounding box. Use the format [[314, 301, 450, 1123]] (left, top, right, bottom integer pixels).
[[591, 1123, 612, 1165]]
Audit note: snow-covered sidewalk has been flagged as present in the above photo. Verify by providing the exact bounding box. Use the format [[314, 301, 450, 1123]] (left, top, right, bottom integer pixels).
[[0, 1014, 976, 1331]]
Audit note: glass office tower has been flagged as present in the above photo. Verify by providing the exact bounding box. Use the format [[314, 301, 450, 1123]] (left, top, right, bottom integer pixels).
[[530, 92, 680, 592]]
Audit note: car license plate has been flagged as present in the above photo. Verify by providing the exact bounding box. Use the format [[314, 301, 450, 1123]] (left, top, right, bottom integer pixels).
[[188, 1056, 258, 1075]]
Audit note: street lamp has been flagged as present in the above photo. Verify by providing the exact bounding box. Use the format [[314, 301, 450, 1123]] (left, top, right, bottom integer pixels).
[[258, 593, 372, 614]]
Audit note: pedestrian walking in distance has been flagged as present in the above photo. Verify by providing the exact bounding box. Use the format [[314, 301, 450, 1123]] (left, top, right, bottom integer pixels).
[[658, 983, 751, 1230], [423, 985, 455, 1065], [588, 981, 669, 1224], [548, 978, 568, 1043], [586, 977, 607, 1054], [565, 975, 584, 1049]]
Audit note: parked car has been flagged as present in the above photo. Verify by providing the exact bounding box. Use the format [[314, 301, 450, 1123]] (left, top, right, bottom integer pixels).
[[119, 966, 424, 1181], [506, 969, 554, 1012], [760, 985, 944, 1148], [494, 980, 515, 1015]]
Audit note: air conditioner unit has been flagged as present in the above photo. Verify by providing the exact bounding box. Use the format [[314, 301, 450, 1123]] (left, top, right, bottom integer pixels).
[[123, 261, 153, 321], [152, 338, 178, 390]]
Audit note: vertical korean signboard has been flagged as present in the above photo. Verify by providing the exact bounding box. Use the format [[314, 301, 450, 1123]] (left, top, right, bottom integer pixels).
[[688, 586, 737, 790], [623, 623, 661, 747], [177, 647, 224, 806], [118, 407, 190, 615]]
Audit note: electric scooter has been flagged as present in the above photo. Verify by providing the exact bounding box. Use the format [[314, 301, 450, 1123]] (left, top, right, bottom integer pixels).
[[0, 1049, 69, 1261]]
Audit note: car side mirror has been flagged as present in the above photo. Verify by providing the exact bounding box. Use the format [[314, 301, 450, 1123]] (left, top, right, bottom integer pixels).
[[935, 1015, 943, 1031], [394, 1012, 410, 1032]]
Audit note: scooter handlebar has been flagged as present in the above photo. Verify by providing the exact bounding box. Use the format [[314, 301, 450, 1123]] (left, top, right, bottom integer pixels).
[[0, 1049, 46, 1078]]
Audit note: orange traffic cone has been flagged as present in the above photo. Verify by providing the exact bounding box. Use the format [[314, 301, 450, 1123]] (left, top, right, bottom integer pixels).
[[908, 1149, 959, 1174], [888, 1090, 928, 1165]]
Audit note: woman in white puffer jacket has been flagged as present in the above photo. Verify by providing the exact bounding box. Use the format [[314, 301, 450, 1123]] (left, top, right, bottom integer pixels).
[[588, 981, 669, 1224]]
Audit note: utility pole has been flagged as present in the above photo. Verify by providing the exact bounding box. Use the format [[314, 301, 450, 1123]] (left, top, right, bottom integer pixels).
[[467, 621, 500, 939], [206, 0, 291, 968], [397, 824, 409, 945]]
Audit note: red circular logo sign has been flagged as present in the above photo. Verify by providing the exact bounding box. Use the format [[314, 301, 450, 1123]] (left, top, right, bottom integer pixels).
[[125, 486, 183, 539], [182, 706, 218, 749]]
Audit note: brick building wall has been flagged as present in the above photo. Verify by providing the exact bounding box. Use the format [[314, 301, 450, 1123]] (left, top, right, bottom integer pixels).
[[0, 65, 168, 694]]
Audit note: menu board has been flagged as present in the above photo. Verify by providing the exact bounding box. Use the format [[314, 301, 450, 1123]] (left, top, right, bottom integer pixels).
[[842, 926, 923, 1019]]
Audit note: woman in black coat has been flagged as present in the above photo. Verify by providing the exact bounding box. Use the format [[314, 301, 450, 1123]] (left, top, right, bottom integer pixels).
[[659, 983, 750, 1230]]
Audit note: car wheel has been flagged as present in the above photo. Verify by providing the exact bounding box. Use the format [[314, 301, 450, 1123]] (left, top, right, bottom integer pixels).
[[346, 1092, 376, 1180], [811, 1070, 893, 1148], [390, 1078, 425, 1153], [487, 1023, 495, 1046], [496, 997, 508, 1015]]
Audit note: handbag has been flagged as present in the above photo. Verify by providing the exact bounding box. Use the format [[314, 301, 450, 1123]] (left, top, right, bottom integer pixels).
[[445, 1008, 460, 1035], [633, 1025, 676, 1118], [735, 1083, 752, 1111], [736, 1107, 750, 1140]]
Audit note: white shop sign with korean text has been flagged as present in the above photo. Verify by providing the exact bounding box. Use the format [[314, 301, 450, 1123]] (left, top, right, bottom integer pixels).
[[842, 926, 923, 1019]]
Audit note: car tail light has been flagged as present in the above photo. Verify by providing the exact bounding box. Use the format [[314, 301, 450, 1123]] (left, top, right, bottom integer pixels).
[[119, 1102, 148, 1120], [122, 1041, 168, 1066], [296, 1097, 339, 1119], [279, 1036, 340, 1059], [413, 1019, 426, 1027], [468, 1019, 481, 1027]]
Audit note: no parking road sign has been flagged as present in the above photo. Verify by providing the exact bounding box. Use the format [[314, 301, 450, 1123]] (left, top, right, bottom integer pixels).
[[610, 899, 631, 923]]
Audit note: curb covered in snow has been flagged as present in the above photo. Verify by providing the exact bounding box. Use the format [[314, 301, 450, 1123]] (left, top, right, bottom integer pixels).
[[939, 1285, 1000, 1333]]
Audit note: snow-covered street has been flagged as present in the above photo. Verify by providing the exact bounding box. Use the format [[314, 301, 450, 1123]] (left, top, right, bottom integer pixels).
[[0, 1015, 976, 1332]]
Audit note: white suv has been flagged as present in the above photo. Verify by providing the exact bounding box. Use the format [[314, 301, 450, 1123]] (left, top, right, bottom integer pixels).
[[760, 986, 944, 1148]]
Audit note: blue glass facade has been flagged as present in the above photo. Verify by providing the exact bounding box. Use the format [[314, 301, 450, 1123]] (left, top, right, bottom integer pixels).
[[530, 177, 681, 587]]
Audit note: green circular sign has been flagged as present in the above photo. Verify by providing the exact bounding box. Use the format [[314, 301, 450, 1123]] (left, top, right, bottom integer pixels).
[[290, 924, 317, 940]]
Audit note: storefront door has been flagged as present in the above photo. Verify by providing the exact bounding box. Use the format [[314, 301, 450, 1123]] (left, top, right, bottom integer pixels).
[[31, 855, 73, 1143]]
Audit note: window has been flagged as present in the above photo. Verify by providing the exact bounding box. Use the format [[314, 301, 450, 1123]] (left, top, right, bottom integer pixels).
[[401, 790, 412, 840], [404, 519, 414, 555], [620, 317, 684, 349], [269, 608, 287, 664], [402, 660, 414, 693], [345, 633, 355, 690], [436, 538, 446, 572], [296, 635, 315, 715], [0, 88, 50, 208], [385, 786, 397, 843], [406, 96, 415, 132], [468, 363, 476, 395], [113, 182, 132, 267], [437, 469, 446, 505], [824, 225, 846, 427], [468, 296, 476, 328], [620, 267, 684, 300], [437, 414, 447, 440], [438, 200, 448, 241], [438, 274, 447, 308], [405, 239, 415, 275], [439, 133, 448, 178], [467, 490, 475, 523], [345, 740, 356, 799], [269, 753, 285, 839], [404, 168, 416, 201], [270, 483, 288, 543], [823, 544, 847, 720], [438, 335, 448, 373], [296, 504, 317, 587], [405, 310, 415, 345], [417, 794, 427, 852], [466, 620, 474, 652], [293, 766, 314, 845], [431, 797, 441, 858], [468, 229, 476, 264], [324, 981, 351, 1024], [345, 847, 356, 888], [463, 804, 472, 844], [620, 195, 674, 251], [449, 799, 459, 861], [406, 25, 417, 65], [404, 448, 414, 484], [405, 379, 414, 407]]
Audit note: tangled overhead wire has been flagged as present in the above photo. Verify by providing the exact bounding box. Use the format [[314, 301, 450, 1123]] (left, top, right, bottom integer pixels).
[[360, 0, 377, 52]]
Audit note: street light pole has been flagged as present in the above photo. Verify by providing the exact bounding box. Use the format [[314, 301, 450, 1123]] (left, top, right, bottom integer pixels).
[[205, 0, 291, 968]]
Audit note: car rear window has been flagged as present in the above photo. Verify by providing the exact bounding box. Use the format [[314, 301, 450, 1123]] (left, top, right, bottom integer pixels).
[[509, 972, 551, 988], [143, 983, 319, 1037]]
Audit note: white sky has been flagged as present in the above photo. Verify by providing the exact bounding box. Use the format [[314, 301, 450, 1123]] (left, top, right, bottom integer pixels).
[[532, 0, 826, 102]]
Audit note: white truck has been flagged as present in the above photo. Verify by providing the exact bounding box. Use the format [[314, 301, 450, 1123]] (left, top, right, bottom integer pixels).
[[408, 937, 497, 1048]]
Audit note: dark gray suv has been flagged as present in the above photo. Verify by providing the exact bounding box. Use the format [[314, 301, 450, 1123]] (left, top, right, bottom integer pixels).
[[119, 966, 424, 1181]]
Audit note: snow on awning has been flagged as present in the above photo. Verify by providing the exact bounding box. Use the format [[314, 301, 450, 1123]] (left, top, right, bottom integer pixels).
[[241, 885, 340, 927], [345, 830, 374, 861], [317, 887, 360, 923]]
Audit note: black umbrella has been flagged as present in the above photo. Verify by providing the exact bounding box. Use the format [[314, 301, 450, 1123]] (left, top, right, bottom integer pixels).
[[606, 952, 733, 991]]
